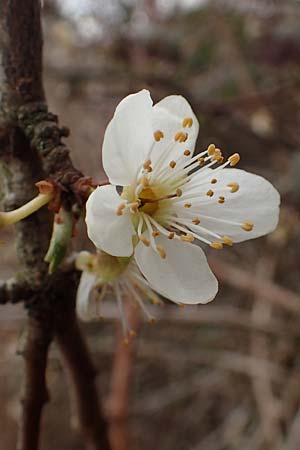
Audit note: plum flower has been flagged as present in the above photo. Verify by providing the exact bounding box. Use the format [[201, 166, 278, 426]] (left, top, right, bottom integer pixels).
[[86, 90, 280, 303], [76, 250, 215, 338]]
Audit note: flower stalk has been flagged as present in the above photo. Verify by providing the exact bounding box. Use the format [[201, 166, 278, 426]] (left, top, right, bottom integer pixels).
[[0, 193, 53, 228]]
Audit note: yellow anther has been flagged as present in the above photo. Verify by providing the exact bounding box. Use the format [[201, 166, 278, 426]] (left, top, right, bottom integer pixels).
[[192, 217, 200, 225], [184, 202, 192, 208], [148, 317, 156, 325], [207, 143, 216, 156], [178, 303, 186, 308], [227, 182, 239, 193], [152, 230, 160, 237], [212, 149, 223, 162], [180, 234, 194, 243], [117, 203, 126, 216], [154, 130, 164, 142], [184, 149, 191, 156], [198, 157, 205, 165], [242, 221, 254, 232], [174, 131, 188, 143], [140, 235, 150, 246], [229, 153, 240, 166], [182, 117, 193, 128], [129, 330, 137, 337], [168, 232, 175, 239], [123, 338, 129, 346], [147, 166, 153, 173], [176, 188, 182, 197], [206, 189, 214, 197], [218, 196, 225, 204], [211, 178, 217, 184], [143, 159, 152, 170], [156, 245, 166, 259], [169, 160, 176, 168], [210, 241, 223, 250], [222, 236, 233, 246]]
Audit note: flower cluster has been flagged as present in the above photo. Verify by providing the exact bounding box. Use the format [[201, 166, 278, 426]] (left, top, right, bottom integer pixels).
[[77, 90, 280, 325]]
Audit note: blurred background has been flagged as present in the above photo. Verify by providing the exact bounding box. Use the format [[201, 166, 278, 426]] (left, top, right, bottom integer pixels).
[[1, 0, 300, 449]]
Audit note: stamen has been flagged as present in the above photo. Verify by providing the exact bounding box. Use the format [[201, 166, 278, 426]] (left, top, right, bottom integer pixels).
[[198, 157, 205, 165], [222, 236, 233, 246], [212, 149, 223, 162], [218, 196, 225, 204], [130, 202, 140, 213], [210, 241, 223, 249], [227, 182, 239, 193], [140, 234, 150, 246], [184, 150, 191, 156], [154, 130, 164, 141], [192, 218, 201, 225], [168, 232, 175, 239], [176, 188, 183, 197], [211, 178, 217, 184], [143, 159, 152, 170], [180, 234, 194, 243], [124, 279, 155, 323], [117, 203, 126, 216], [174, 131, 188, 143], [184, 202, 192, 208], [207, 144, 216, 156], [169, 160, 176, 169], [156, 244, 166, 259], [182, 117, 193, 128], [114, 282, 130, 342], [206, 189, 214, 197], [229, 153, 240, 166], [242, 221, 254, 231], [152, 230, 160, 237]]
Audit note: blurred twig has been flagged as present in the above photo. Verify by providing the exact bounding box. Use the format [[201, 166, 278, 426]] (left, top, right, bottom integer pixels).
[[250, 258, 284, 447], [106, 303, 140, 450], [209, 257, 300, 314]]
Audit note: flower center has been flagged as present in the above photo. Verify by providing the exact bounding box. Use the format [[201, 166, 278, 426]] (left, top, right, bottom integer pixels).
[[116, 121, 253, 259], [138, 187, 159, 215]]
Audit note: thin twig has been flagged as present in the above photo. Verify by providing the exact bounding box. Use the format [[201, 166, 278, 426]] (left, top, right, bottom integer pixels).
[[209, 257, 300, 314], [250, 258, 284, 447], [107, 303, 140, 450]]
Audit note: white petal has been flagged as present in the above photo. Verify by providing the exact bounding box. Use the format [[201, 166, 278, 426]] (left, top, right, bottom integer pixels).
[[135, 235, 218, 304], [190, 168, 280, 242], [76, 272, 98, 321], [102, 90, 154, 185], [151, 95, 199, 167], [86, 185, 135, 257]]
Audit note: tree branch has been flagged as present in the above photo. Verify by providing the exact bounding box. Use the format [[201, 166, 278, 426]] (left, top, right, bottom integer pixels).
[[55, 308, 111, 450], [0, 2, 111, 450], [17, 315, 52, 450]]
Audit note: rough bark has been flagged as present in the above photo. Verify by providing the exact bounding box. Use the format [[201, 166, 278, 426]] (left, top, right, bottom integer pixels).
[[0, 2, 110, 450]]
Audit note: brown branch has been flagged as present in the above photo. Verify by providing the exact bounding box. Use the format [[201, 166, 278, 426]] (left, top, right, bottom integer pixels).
[[250, 258, 284, 447], [17, 315, 53, 450], [55, 307, 111, 450], [0, 3, 110, 450], [106, 303, 140, 450]]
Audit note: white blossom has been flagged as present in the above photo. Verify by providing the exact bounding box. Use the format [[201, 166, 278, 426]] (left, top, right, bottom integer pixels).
[[85, 90, 280, 304]]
